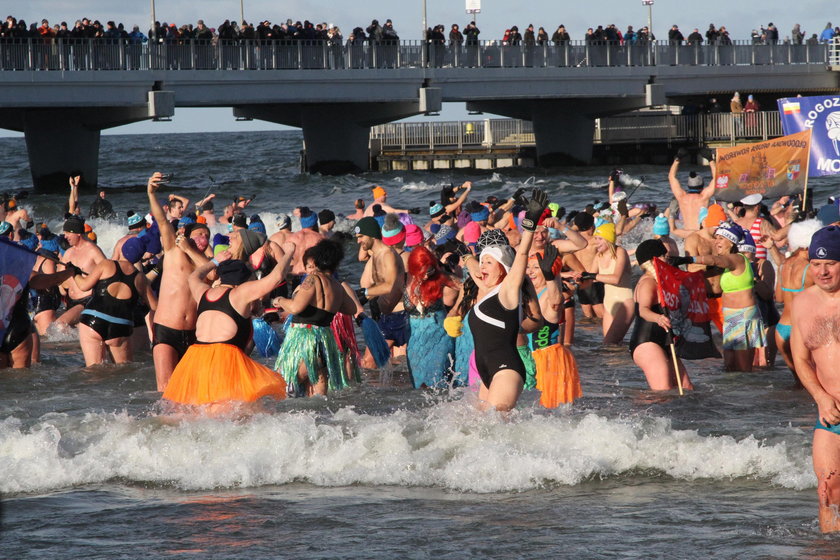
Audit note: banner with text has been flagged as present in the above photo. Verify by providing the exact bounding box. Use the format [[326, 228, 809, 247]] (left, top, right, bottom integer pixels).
[[713, 130, 811, 202], [0, 237, 37, 343], [777, 95, 840, 177], [653, 259, 720, 360]]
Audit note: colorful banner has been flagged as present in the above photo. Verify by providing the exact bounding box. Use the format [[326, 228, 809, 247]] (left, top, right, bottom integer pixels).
[[777, 95, 840, 177], [0, 237, 37, 343], [713, 130, 811, 202], [653, 259, 720, 360]]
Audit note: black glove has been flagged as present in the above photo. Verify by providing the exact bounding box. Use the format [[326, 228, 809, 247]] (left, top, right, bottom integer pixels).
[[699, 147, 715, 161], [354, 312, 368, 327], [521, 188, 548, 232], [511, 187, 526, 205], [667, 255, 694, 267], [617, 199, 629, 218], [609, 169, 622, 183], [25, 220, 34, 230], [452, 240, 471, 258], [408, 207, 422, 215], [580, 272, 598, 281], [675, 147, 688, 161], [65, 262, 84, 276], [537, 243, 559, 281], [554, 206, 566, 221], [355, 287, 368, 306]]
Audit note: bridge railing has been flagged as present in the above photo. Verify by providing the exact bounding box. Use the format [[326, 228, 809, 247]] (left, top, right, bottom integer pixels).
[[0, 38, 832, 71], [371, 111, 785, 150]]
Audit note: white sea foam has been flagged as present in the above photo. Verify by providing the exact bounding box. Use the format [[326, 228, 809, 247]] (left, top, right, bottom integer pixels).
[[0, 402, 815, 495]]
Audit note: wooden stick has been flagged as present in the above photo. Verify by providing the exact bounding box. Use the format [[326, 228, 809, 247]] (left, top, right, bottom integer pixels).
[[668, 334, 684, 396]]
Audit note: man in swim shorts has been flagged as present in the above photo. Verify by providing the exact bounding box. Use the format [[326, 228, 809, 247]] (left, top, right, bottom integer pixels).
[[57, 214, 106, 327], [791, 225, 840, 532], [355, 216, 406, 365]]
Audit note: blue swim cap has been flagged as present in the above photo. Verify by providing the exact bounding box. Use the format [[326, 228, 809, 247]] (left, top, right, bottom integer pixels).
[[738, 232, 756, 254], [127, 213, 144, 228], [248, 221, 267, 234], [213, 233, 230, 248], [40, 237, 59, 254], [653, 214, 670, 236], [19, 233, 38, 251], [300, 212, 318, 229], [470, 206, 490, 223], [715, 221, 745, 245], [178, 216, 195, 228]]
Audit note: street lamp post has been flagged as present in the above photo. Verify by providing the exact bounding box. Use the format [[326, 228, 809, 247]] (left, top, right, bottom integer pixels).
[[150, 0, 156, 38], [642, 0, 653, 39], [240, 0, 244, 25], [421, 0, 428, 67]]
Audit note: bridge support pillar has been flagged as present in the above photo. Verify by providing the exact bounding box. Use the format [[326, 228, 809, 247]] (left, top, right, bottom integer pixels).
[[468, 98, 648, 166], [235, 100, 431, 174], [0, 91, 174, 191]]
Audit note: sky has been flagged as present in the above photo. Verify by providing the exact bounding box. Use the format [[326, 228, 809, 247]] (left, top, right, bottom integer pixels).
[[2, 0, 834, 137]]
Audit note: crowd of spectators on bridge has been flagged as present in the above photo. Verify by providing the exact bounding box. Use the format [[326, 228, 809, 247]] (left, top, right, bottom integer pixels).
[[3, 13, 839, 47]]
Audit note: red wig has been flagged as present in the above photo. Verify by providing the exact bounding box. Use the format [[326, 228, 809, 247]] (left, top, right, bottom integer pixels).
[[407, 246, 452, 308]]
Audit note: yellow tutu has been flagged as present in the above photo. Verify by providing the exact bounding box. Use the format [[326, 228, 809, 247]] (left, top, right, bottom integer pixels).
[[533, 343, 582, 408], [163, 343, 286, 405]]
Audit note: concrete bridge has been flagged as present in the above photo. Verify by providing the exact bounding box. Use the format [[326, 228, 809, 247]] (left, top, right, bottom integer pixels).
[[1, 38, 838, 189]]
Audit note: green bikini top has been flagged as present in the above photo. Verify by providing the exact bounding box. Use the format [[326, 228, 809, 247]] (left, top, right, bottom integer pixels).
[[720, 254, 755, 294]]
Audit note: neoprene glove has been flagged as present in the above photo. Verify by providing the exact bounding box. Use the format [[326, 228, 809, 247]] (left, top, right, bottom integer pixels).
[[452, 240, 471, 258], [355, 287, 369, 306], [579, 272, 598, 281], [443, 316, 463, 338], [408, 207, 422, 215], [554, 206, 566, 221], [354, 312, 368, 327], [667, 255, 694, 267], [675, 147, 688, 161], [537, 243, 559, 281], [521, 188, 548, 232], [617, 199, 629, 217], [609, 169, 622, 183], [511, 187, 527, 205], [65, 262, 85, 276]]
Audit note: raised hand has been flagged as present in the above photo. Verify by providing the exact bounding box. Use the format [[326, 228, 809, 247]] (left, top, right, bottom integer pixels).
[[537, 242, 559, 280], [521, 188, 548, 232]]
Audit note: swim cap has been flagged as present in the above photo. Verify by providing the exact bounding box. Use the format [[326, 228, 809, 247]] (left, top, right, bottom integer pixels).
[[382, 221, 406, 246], [635, 239, 667, 266], [715, 221, 745, 245], [480, 245, 515, 273], [299, 209, 318, 229], [470, 205, 490, 223], [476, 228, 510, 253], [462, 221, 481, 244], [788, 218, 823, 252], [0, 221, 11, 236], [63, 216, 85, 234], [404, 224, 424, 247], [653, 214, 670, 236], [212, 233, 230, 249], [371, 186, 386, 199], [178, 216, 195, 229], [218, 259, 253, 286], [738, 232, 756, 254], [354, 216, 382, 239], [703, 204, 726, 229], [548, 202, 560, 217], [594, 223, 616, 244], [809, 225, 840, 261], [277, 214, 291, 230], [318, 209, 335, 225], [239, 229, 266, 258], [122, 236, 147, 264], [248, 220, 267, 234]]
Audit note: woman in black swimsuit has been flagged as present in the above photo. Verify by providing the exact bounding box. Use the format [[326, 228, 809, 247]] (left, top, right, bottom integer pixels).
[[69, 255, 155, 366], [467, 189, 548, 412], [273, 239, 358, 397], [629, 239, 693, 391]]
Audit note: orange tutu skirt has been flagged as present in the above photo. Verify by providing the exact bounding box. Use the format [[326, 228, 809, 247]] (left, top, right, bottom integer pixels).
[[162, 343, 286, 405], [533, 343, 582, 408]]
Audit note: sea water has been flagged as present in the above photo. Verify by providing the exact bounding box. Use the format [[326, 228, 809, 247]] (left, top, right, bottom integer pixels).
[[1, 131, 839, 558]]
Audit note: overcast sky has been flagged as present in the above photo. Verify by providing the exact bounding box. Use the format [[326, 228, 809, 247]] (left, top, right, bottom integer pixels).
[[3, 0, 834, 137]]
